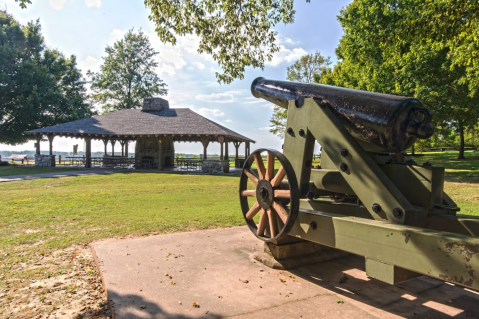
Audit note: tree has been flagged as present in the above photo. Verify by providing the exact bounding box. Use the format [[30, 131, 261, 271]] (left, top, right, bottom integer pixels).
[[269, 51, 331, 138], [322, 0, 479, 159], [88, 29, 167, 113], [0, 11, 92, 145], [144, 0, 298, 84], [286, 51, 331, 84]]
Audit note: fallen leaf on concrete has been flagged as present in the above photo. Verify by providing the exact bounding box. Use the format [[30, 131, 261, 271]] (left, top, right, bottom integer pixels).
[[140, 305, 146, 309], [192, 302, 200, 308], [279, 278, 286, 283], [338, 273, 348, 284], [337, 300, 344, 304]]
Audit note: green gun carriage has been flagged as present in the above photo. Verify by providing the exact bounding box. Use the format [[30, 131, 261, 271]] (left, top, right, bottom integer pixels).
[[239, 77, 479, 290]]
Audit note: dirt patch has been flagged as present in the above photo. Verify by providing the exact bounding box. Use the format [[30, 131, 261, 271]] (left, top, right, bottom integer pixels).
[[0, 245, 111, 319]]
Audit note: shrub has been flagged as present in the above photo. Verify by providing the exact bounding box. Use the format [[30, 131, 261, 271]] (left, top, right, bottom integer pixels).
[[0, 161, 10, 166]]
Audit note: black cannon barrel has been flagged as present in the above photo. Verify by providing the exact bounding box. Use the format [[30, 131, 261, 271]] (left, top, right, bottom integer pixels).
[[251, 77, 434, 152]]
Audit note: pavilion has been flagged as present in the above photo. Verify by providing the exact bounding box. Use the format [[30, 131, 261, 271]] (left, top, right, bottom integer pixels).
[[27, 98, 254, 172]]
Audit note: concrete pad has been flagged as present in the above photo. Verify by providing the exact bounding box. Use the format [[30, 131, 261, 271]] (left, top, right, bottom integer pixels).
[[92, 226, 479, 319]]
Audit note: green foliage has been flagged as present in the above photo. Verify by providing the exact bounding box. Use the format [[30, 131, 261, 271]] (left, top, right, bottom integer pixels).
[[88, 29, 167, 113], [144, 0, 296, 84], [0, 161, 10, 166], [14, 0, 31, 9], [0, 11, 92, 145], [286, 51, 332, 84], [269, 51, 332, 138], [323, 0, 479, 159]]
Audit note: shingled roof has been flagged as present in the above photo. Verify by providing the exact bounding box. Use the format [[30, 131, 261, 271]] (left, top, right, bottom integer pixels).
[[28, 107, 255, 143]]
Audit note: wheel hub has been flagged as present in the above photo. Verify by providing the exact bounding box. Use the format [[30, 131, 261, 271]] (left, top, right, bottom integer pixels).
[[256, 180, 273, 209]]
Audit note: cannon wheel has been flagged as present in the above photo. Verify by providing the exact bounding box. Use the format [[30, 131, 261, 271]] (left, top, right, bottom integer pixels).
[[239, 149, 299, 242]]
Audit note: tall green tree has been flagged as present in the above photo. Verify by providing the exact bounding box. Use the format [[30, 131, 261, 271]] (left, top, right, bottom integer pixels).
[[323, 0, 479, 159], [88, 29, 167, 113], [0, 10, 91, 145], [270, 51, 331, 138]]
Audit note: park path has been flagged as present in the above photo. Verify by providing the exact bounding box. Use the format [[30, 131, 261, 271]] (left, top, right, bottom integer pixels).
[[0, 169, 117, 182]]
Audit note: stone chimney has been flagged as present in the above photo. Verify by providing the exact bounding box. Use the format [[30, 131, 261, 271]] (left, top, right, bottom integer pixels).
[[142, 97, 169, 111]]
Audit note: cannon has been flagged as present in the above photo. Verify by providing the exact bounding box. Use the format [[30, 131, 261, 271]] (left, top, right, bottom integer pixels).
[[239, 77, 479, 289]]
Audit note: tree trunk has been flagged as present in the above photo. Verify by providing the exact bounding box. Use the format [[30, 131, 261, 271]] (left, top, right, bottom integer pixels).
[[458, 119, 465, 160], [410, 143, 415, 155]]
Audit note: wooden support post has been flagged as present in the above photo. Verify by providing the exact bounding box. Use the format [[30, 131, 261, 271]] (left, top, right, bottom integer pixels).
[[220, 142, 224, 160], [103, 139, 108, 155], [85, 137, 92, 168], [200, 136, 210, 160], [234, 141, 240, 161], [225, 137, 229, 160], [158, 137, 163, 171], [47, 134, 54, 155], [125, 140, 129, 157], [36, 133, 41, 155], [120, 140, 125, 156], [110, 140, 116, 156]]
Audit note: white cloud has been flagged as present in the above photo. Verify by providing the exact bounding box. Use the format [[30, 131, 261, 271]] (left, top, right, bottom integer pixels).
[[78, 55, 102, 74], [110, 29, 125, 43], [85, 0, 101, 8], [193, 62, 205, 70], [195, 92, 236, 103], [225, 119, 232, 123], [198, 108, 225, 117], [258, 126, 272, 131], [266, 46, 307, 67], [48, 0, 66, 10]]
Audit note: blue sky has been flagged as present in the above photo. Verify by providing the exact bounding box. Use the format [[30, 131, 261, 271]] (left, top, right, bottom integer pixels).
[[1, 0, 352, 155]]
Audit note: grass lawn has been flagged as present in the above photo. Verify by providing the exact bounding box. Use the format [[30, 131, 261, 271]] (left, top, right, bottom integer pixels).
[[0, 151, 478, 317]]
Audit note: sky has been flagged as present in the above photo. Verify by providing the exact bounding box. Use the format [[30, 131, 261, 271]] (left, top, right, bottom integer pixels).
[[1, 0, 352, 155]]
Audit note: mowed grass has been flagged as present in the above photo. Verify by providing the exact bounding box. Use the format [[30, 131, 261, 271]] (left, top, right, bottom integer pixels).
[[1, 172, 243, 252]]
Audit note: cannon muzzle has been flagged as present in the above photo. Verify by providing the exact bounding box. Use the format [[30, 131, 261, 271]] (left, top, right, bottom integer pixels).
[[251, 77, 434, 152]]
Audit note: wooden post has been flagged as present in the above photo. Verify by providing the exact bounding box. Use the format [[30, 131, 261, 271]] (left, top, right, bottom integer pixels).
[[125, 140, 129, 157], [220, 142, 224, 160], [36, 133, 41, 155], [244, 141, 248, 158], [234, 141, 240, 160], [47, 134, 54, 155], [158, 137, 163, 170], [120, 140, 125, 156], [200, 136, 210, 160], [111, 140, 116, 156], [247, 142, 251, 157], [103, 139, 108, 155], [225, 137, 229, 160], [85, 137, 92, 168]]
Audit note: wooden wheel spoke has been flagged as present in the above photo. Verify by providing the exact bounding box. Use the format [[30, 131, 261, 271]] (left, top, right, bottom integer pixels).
[[272, 201, 289, 224], [271, 165, 286, 187], [257, 209, 267, 236], [243, 168, 259, 186], [241, 190, 256, 197], [266, 208, 278, 238], [265, 152, 275, 181], [274, 189, 290, 199], [253, 152, 266, 180], [245, 201, 261, 220]]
